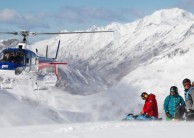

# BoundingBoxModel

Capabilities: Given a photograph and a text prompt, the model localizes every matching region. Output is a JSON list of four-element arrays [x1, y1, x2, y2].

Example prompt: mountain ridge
[[28, 8, 194, 95]]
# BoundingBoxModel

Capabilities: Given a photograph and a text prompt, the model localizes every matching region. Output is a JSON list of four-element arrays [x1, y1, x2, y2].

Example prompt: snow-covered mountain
[[0, 39, 19, 51], [1, 8, 194, 127], [33, 8, 194, 95]]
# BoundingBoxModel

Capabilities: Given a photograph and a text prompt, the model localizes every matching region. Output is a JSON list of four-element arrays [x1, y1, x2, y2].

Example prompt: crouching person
[[136, 92, 159, 120], [164, 86, 185, 121], [124, 92, 159, 121]]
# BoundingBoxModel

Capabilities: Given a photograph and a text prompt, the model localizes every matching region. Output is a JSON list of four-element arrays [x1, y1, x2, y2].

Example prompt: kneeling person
[[137, 92, 159, 120], [125, 92, 159, 121]]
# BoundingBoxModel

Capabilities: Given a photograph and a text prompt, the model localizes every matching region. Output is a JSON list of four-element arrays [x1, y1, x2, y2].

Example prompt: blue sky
[[0, 0, 194, 40]]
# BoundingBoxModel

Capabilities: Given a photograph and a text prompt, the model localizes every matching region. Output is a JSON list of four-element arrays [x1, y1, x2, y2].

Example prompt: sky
[[0, 0, 194, 41]]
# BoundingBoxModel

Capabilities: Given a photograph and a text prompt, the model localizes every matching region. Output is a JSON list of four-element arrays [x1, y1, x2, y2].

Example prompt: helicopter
[[0, 30, 113, 90]]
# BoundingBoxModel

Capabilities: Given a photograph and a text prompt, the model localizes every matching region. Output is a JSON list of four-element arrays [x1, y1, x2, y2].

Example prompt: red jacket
[[142, 94, 158, 118]]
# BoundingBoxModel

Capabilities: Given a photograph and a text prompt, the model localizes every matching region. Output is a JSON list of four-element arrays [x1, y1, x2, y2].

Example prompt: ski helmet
[[170, 86, 178, 94], [182, 78, 191, 85], [141, 92, 148, 100]]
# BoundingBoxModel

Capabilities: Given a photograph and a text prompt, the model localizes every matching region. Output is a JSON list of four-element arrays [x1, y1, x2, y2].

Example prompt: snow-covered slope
[[0, 81, 137, 126], [0, 122, 193, 138], [1, 8, 194, 127]]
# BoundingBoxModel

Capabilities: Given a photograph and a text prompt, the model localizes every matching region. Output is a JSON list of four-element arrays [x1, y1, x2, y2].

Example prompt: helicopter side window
[[15, 51, 24, 64], [0, 53, 5, 61], [25, 53, 31, 65], [0, 51, 15, 62], [0, 52, 3, 61], [9, 53, 15, 62], [1, 52, 8, 62], [30, 53, 38, 71], [31, 53, 37, 65], [31, 58, 36, 65]]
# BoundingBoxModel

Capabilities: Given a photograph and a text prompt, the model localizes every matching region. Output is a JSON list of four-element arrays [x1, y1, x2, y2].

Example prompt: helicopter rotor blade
[[0, 30, 114, 43], [0, 32, 18, 35], [32, 31, 114, 35], [0, 30, 114, 36]]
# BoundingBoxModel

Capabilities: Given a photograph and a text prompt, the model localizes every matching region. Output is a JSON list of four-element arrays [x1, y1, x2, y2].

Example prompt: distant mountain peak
[[143, 8, 194, 25], [153, 8, 193, 19]]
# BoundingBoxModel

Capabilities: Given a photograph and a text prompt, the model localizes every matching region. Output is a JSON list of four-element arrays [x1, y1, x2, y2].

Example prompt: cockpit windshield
[[0, 50, 24, 64]]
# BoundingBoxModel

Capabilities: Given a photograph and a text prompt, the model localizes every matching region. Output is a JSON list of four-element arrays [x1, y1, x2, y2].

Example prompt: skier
[[163, 86, 185, 121], [182, 78, 194, 120], [137, 92, 159, 120], [125, 92, 159, 121]]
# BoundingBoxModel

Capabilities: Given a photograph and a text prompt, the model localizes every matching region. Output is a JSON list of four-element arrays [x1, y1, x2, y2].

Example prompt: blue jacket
[[163, 94, 185, 117]]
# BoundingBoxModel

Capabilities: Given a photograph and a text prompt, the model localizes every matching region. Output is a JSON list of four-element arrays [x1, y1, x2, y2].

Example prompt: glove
[[186, 109, 194, 117], [166, 112, 173, 118], [189, 109, 194, 113], [144, 113, 148, 116], [140, 112, 148, 117]]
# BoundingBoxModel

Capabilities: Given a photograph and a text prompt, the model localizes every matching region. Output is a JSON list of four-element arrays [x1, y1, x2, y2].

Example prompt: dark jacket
[[142, 94, 158, 118]]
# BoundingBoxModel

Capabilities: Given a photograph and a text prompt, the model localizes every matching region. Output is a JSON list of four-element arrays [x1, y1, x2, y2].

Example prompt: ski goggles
[[170, 89, 176, 93], [141, 94, 148, 100]]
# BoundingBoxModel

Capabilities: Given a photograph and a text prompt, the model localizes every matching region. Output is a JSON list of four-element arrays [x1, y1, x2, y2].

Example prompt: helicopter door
[[15, 51, 25, 75], [25, 53, 31, 72], [30, 53, 37, 72]]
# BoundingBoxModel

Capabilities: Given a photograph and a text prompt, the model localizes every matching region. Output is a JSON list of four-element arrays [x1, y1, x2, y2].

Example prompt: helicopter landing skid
[[32, 82, 48, 90], [0, 73, 58, 90], [32, 73, 57, 90], [0, 78, 17, 89]]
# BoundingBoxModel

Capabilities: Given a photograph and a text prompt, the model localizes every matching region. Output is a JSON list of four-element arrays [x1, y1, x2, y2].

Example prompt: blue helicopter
[[0, 30, 113, 89]]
